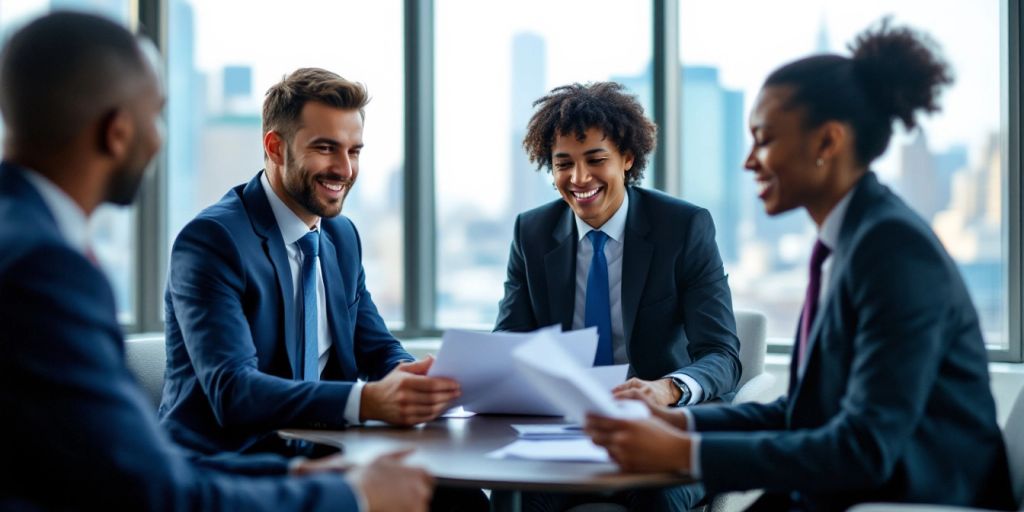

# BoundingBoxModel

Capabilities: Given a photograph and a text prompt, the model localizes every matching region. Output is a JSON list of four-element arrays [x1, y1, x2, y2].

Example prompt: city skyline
[[0, 0, 1006, 343]]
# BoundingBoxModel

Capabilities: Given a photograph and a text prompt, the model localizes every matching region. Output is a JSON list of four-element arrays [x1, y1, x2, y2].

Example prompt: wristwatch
[[669, 376, 692, 407]]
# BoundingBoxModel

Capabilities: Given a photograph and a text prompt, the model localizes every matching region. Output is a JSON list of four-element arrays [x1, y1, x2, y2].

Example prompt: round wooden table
[[280, 415, 693, 511]]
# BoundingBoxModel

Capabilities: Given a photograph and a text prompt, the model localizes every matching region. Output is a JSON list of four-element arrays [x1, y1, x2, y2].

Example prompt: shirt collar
[[575, 189, 629, 243], [818, 186, 855, 250], [20, 168, 90, 254], [260, 171, 320, 245]]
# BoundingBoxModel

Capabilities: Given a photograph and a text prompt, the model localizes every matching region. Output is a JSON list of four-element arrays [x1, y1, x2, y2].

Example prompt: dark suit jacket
[[0, 163, 358, 511], [161, 171, 412, 456], [495, 186, 741, 400], [691, 173, 1014, 511]]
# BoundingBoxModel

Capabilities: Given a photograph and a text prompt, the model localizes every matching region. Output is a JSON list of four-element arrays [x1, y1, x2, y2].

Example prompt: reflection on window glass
[[678, 2, 1005, 348], [435, 0, 653, 328], [0, 0, 137, 325], [166, 0, 404, 325]]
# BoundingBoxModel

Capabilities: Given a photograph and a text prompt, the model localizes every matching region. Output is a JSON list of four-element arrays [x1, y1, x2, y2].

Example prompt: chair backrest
[[734, 310, 767, 387], [124, 335, 167, 409], [1003, 384, 1024, 507]]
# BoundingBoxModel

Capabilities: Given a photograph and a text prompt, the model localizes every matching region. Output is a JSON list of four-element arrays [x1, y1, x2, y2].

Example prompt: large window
[[677, 2, 1008, 350], [0, 0, 137, 324], [434, 0, 653, 328], [165, 0, 405, 324], [11, 1, 1017, 359]]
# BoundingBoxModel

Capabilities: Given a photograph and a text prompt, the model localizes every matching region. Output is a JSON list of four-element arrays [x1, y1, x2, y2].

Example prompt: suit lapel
[[789, 172, 882, 402], [545, 207, 577, 330], [242, 171, 300, 379], [621, 187, 653, 352], [319, 232, 357, 379]]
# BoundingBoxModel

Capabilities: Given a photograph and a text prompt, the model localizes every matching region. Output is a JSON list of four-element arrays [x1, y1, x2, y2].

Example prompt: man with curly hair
[[495, 81, 741, 511]]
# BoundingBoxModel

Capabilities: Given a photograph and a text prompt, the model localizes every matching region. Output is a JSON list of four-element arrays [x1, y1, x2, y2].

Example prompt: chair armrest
[[731, 373, 777, 404]]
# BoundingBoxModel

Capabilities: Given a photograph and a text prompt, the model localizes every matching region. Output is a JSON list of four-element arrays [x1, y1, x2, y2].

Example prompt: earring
[[816, 158, 824, 167]]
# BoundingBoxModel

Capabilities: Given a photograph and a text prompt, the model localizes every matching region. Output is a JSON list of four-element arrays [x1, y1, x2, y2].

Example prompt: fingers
[[611, 378, 644, 394], [398, 355, 434, 375], [612, 387, 649, 401], [584, 413, 629, 433], [377, 447, 416, 463], [400, 374, 460, 394], [391, 404, 452, 425]]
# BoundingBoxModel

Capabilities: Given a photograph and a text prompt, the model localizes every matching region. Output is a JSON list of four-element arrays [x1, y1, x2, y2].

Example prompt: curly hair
[[765, 18, 953, 166], [522, 82, 657, 186]]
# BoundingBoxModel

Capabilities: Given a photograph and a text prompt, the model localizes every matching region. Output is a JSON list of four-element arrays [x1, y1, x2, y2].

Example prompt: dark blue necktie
[[297, 230, 320, 381], [585, 230, 613, 366]]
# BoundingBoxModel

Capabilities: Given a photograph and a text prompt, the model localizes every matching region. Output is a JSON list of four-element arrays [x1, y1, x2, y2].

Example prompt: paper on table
[[426, 326, 599, 415], [511, 424, 585, 440], [512, 332, 650, 424], [486, 438, 610, 463]]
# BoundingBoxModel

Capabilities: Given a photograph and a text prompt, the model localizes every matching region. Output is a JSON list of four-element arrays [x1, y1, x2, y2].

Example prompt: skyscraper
[[614, 64, 745, 262], [508, 32, 556, 217]]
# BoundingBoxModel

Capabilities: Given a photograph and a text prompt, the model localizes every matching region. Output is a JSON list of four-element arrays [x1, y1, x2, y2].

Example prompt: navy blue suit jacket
[[0, 163, 358, 510], [161, 171, 412, 456], [690, 173, 1014, 510], [495, 186, 741, 400]]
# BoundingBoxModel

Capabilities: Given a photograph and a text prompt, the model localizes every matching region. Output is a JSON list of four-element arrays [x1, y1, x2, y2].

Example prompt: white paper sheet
[[512, 332, 650, 423], [426, 326, 599, 415], [587, 364, 629, 391], [486, 438, 610, 463], [511, 424, 585, 440]]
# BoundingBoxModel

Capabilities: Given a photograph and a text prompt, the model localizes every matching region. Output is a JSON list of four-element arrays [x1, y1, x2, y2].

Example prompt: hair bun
[[850, 18, 953, 130]]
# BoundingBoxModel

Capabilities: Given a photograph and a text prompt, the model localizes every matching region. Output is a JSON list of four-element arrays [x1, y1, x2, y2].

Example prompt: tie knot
[[810, 239, 831, 268], [298, 230, 320, 258], [587, 230, 609, 252]]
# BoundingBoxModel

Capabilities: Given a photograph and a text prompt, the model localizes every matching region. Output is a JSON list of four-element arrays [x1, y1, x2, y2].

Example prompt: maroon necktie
[[798, 240, 831, 367]]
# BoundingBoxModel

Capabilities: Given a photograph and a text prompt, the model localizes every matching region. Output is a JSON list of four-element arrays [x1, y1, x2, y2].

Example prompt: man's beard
[[106, 154, 148, 206], [283, 148, 353, 219]]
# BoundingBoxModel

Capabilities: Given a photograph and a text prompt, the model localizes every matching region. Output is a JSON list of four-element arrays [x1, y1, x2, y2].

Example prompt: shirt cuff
[[344, 381, 366, 425], [287, 456, 307, 474], [688, 433, 702, 479], [345, 474, 370, 512], [679, 407, 697, 432], [669, 372, 704, 405]]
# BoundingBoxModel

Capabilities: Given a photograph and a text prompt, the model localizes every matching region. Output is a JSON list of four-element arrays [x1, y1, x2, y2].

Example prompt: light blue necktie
[[297, 230, 320, 381], [585, 230, 614, 366]]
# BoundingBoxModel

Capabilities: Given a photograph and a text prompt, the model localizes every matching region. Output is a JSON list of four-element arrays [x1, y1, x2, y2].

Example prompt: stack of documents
[[511, 331, 650, 424], [427, 326, 628, 416], [486, 438, 611, 463]]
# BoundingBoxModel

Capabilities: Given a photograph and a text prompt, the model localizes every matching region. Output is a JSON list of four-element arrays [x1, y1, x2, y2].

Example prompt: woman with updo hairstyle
[[585, 20, 1016, 511]]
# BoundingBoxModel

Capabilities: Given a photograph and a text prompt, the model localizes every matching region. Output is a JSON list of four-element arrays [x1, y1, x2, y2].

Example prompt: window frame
[[130, 0, 1022, 362]]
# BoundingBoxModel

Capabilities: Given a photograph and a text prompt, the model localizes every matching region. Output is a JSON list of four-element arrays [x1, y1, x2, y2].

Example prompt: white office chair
[[731, 310, 776, 404], [124, 335, 167, 409], [705, 310, 774, 512], [847, 382, 1024, 512]]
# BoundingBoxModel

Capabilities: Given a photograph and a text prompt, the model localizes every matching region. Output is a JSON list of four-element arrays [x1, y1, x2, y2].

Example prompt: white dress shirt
[[684, 186, 856, 478], [22, 169, 90, 255], [570, 192, 703, 404], [260, 173, 363, 425]]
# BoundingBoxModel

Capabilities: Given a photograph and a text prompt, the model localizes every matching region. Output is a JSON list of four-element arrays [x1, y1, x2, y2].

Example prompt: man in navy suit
[[585, 23, 1015, 511], [500, 82, 741, 511], [160, 68, 462, 457], [0, 11, 433, 511], [160, 68, 489, 510]]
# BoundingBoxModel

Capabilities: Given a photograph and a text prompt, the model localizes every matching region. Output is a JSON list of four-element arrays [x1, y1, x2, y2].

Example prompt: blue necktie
[[297, 230, 320, 381], [585, 230, 613, 366]]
